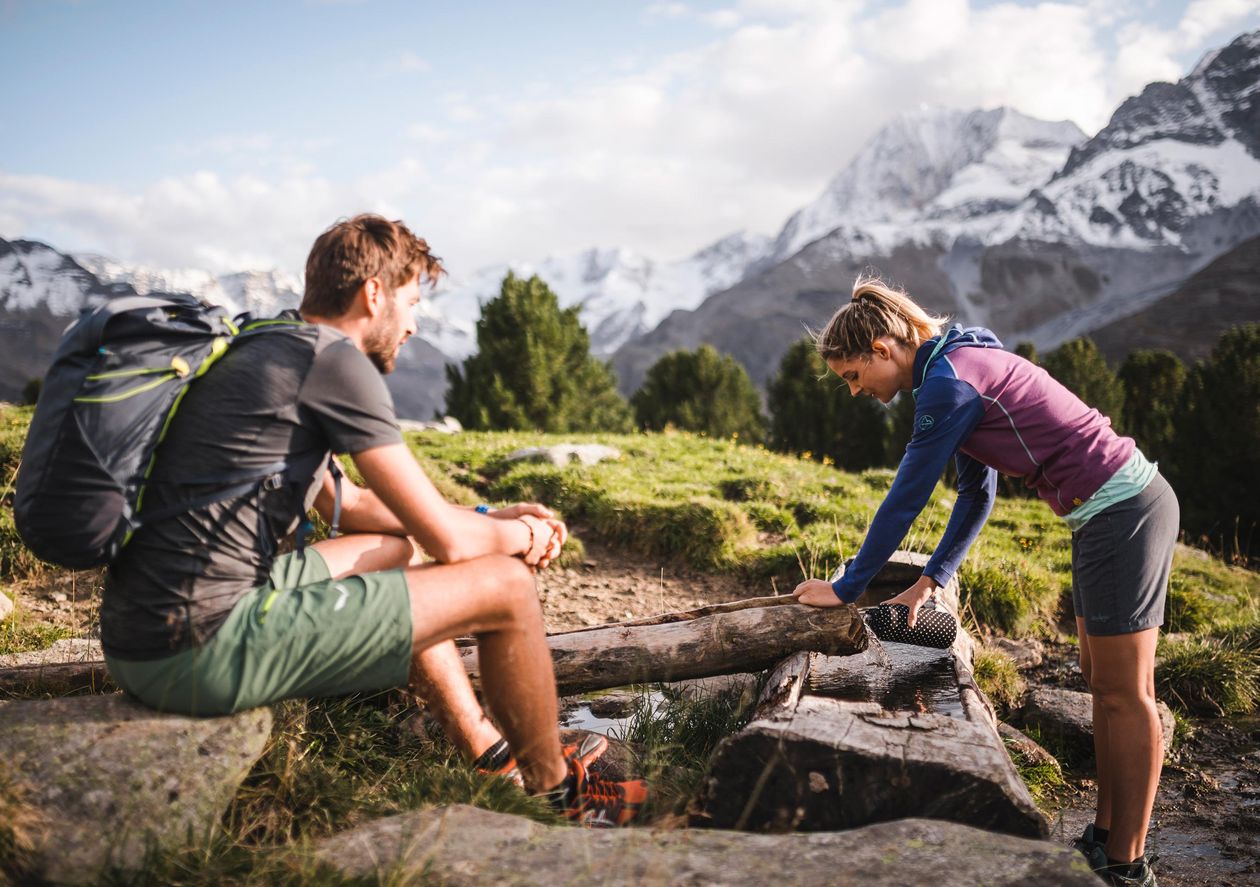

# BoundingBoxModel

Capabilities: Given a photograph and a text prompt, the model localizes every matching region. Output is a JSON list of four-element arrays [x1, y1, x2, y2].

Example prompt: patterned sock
[[472, 738, 513, 772]]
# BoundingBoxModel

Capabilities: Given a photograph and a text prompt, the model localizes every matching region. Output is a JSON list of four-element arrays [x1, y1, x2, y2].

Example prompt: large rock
[[1020, 686, 1175, 758], [505, 444, 622, 466], [0, 693, 272, 884], [0, 637, 102, 668], [311, 805, 1098, 885]]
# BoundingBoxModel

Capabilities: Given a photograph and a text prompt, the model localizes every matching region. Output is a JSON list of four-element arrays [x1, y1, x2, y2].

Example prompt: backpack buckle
[[262, 473, 285, 491]]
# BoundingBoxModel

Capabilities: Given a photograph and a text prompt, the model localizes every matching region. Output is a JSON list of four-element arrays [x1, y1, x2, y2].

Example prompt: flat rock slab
[[696, 695, 1047, 837], [0, 693, 272, 885], [311, 805, 1098, 886], [1021, 685, 1175, 758], [505, 444, 622, 466], [0, 637, 103, 668]]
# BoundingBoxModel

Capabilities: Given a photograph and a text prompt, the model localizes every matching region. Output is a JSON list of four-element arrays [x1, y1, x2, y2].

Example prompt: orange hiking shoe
[[558, 746, 648, 828], [478, 733, 609, 790]]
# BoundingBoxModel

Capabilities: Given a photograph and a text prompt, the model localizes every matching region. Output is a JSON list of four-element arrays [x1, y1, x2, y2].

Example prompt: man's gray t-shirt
[[102, 315, 403, 660]]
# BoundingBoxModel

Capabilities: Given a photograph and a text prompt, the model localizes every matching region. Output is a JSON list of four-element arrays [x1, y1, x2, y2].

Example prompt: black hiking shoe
[[1082, 843, 1159, 887], [1073, 823, 1106, 857]]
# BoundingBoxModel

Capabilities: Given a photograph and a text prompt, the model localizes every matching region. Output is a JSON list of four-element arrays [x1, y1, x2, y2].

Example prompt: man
[[101, 213, 646, 826]]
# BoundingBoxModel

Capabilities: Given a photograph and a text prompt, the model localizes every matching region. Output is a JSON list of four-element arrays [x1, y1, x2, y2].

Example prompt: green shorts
[[106, 549, 414, 716]]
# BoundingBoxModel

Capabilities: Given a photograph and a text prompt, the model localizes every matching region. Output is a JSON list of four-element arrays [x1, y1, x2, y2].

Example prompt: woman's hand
[[882, 575, 939, 627], [792, 578, 843, 608]]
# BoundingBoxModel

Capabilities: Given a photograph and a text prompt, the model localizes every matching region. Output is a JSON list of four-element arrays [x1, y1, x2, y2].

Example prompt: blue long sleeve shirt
[[831, 331, 999, 603]]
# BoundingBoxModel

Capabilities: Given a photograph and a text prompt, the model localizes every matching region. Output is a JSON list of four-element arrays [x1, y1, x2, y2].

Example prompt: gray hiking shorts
[[1071, 472, 1179, 637]]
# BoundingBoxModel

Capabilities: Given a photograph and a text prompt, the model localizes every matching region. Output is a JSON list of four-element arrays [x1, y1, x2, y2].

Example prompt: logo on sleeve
[[916, 414, 936, 432]]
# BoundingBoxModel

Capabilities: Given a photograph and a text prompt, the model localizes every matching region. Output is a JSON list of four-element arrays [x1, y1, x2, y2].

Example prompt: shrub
[[632, 345, 766, 443], [1156, 638, 1260, 716], [973, 648, 1026, 712], [444, 273, 632, 432], [957, 561, 1055, 636], [1164, 580, 1214, 633]]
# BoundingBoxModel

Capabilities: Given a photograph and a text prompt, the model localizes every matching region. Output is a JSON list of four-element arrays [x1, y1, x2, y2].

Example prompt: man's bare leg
[[410, 640, 501, 761], [311, 533, 507, 763], [400, 554, 565, 791]]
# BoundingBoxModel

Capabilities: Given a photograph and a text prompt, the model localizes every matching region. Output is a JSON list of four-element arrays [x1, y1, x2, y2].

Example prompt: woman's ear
[[870, 338, 891, 360]]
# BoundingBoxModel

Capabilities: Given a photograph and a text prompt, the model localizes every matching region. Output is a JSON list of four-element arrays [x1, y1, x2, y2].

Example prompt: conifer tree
[[444, 273, 633, 432], [766, 338, 888, 470], [1118, 349, 1185, 465], [1014, 341, 1038, 365], [1167, 324, 1260, 561], [632, 345, 766, 442], [1042, 337, 1124, 428]]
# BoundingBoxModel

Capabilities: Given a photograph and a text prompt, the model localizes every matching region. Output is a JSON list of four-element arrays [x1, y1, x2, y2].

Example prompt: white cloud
[[3, 0, 1256, 275], [397, 52, 431, 73]]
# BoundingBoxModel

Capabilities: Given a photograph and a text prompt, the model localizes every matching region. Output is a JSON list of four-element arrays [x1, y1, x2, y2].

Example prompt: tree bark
[[460, 601, 868, 697], [693, 571, 1047, 839]]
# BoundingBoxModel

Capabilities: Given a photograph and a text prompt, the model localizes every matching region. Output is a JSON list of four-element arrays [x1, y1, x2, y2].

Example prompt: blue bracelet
[[475, 504, 491, 514]]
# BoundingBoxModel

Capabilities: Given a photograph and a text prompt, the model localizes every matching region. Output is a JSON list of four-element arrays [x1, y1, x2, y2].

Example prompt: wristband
[[516, 517, 535, 557], [475, 504, 491, 514]]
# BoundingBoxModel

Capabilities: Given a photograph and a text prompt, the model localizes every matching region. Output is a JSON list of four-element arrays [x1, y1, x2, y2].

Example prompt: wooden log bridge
[[457, 597, 868, 698], [692, 551, 1048, 839]]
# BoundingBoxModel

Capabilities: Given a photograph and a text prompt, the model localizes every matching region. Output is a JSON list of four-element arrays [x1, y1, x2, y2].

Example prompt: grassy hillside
[[405, 429, 1259, 639]]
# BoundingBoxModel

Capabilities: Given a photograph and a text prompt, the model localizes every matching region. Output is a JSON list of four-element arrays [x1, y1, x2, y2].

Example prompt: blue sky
[[2, 0, 1256, 275]]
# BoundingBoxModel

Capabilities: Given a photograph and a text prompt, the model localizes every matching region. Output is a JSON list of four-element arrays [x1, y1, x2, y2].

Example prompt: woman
[[792, 276, 1177, 887]]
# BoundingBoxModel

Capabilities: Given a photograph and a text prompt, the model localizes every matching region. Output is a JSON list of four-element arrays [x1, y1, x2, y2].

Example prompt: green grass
[[0, 603, 72, 657], [617, 682, 759, 819], [972, 647, 1027, 713], [1156, 636, 1260, 716], [403, 429, 1260, 639]]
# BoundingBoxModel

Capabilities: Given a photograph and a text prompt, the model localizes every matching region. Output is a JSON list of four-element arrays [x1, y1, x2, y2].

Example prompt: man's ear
[[360, 277, 385, 318]]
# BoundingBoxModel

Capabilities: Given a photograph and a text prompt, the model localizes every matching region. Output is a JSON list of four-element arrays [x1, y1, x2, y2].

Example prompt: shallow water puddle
[[809, 641, 965, 718]]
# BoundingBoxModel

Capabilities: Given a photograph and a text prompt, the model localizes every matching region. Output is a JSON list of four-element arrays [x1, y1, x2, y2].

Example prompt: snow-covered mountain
[[612, 29, 1260, 393], [77, 255, 303, 318], [768, 107, 1086, 263], [426, 230, 771, 360]]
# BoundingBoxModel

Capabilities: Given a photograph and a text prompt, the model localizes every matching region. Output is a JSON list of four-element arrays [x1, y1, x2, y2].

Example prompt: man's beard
[[364, 299, 400, 374]]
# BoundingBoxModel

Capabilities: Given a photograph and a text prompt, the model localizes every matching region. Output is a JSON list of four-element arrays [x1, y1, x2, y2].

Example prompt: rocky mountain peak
[[769, 105, 1084, 262]]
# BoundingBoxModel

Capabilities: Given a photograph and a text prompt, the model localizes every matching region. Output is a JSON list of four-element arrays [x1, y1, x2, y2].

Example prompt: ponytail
[[814, 275, 947, 362]]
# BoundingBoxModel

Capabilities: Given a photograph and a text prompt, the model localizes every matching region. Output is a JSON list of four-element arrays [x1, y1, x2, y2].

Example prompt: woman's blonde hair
[[814, 275, 947, 362]]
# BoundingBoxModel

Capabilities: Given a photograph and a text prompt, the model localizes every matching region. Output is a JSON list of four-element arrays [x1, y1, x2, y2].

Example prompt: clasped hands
[[488, 503, 568, 569]]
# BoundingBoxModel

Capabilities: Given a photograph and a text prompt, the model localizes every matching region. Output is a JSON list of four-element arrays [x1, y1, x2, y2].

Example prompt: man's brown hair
[[301, 214, 445, 317]]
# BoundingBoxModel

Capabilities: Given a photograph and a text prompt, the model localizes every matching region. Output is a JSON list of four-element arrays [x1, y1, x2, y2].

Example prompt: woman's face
[[826, 338, 910, 404]]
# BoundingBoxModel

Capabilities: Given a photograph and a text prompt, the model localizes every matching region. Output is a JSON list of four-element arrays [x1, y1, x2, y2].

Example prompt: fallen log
[[693, 551, 1047, 838], [0, 661, 116, 697], [459, 600, 869, 697]]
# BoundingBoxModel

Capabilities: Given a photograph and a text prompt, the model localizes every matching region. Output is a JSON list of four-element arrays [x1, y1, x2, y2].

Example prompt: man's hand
[[516, 514, 554, 568], [882, 575, 939, 627], [491, 504, 567, 569], [792, 578, 843, 608]]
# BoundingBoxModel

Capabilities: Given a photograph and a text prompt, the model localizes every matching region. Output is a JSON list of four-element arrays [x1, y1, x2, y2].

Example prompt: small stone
[[50, 592, 69, 604], [0, 590, 13, 623], [990, 637, 1043, 669]]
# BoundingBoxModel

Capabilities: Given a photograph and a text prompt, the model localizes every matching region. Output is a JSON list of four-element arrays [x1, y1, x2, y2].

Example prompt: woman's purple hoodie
[[831, 325, 1134, 603]]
